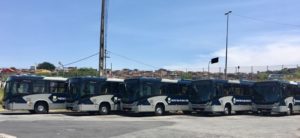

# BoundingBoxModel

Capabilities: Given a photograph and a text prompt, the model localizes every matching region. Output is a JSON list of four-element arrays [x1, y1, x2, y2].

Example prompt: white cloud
[[164, 34, 300, 72]]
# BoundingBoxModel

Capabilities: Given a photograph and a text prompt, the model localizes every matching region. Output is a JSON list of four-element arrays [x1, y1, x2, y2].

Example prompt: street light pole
[[224, 11, 232, 80], [208, 61, 211, 79]]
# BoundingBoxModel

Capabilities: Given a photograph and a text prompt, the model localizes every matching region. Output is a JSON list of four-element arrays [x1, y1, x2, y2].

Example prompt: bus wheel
[[286, 104, 293, 116], [99, 104, 110, 115], [34, 102, 48, 114], [224, 104, 231, 115], [155, 104, 165, 116]]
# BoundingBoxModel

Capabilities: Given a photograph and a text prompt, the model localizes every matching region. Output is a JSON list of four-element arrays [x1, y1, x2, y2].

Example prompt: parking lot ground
[[0, 111, 300, 138]]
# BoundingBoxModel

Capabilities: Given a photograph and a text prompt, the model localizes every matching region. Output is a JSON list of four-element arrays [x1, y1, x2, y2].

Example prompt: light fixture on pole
[[58, 61, 64, 77]]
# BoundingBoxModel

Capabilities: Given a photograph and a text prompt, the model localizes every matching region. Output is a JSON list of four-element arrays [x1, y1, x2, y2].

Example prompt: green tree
[[37, 62, 56, 71], [181, 72, 192, 79], [257, 72, 268, 81]]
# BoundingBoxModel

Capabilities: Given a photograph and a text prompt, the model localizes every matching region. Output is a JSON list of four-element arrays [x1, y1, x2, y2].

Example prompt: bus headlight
[[27, 100, 32, 105]]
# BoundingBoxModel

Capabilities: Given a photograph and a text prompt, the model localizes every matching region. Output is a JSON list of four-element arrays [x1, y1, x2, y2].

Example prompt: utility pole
[[224, 11, 232, 80], [99, 0, 106, 77]]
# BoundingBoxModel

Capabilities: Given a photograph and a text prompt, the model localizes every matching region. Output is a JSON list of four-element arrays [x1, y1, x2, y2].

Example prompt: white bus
[[252, 81, 300, 115], [190, 79, 254, 115], [2, 75, 68, 114], [121, 77, 191, 116], [66, 77, 125, 115]]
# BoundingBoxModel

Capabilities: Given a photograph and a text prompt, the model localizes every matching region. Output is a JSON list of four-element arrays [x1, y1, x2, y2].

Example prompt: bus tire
[[34, 102, 48, 114], [286, 104, 293, 116], [155, 104, 165, 116], [224, 104, 231, 115], [99, 103, 110, 115]]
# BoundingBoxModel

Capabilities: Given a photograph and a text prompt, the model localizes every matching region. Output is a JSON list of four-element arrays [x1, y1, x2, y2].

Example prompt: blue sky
[[1, 0, 300, 71]]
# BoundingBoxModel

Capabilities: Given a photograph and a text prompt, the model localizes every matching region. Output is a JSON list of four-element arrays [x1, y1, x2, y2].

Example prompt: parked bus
[[252, 81, 300, 115], [66, 77, 125, 115], [190, 79, 253, 115], [122, 77, 191, 116], [2, 75, 68, 114]]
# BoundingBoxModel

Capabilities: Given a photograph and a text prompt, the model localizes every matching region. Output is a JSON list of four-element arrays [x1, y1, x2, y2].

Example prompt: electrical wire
[[63, 52, 99, 67], [62, 50, 159, 69], [106, 50, 159, 69], [232, 13, 300, 28]]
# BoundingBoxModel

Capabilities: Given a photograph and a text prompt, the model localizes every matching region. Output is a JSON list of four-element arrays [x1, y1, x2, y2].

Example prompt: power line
[[107, 50, 160, 69], [64, 52, 99, 67], [62, 50, 159, 69], [232, 13, 300, 28]]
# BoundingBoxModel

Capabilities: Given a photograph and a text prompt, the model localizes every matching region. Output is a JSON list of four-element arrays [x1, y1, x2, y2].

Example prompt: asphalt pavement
[[0, 111, 300, 138]]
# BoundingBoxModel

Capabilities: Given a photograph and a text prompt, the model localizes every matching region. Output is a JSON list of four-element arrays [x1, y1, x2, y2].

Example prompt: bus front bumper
[[191, 104, 223, 112], [252, 104, 288, 113], [122, 103, 153, 113], [71, 104, 99, 112]]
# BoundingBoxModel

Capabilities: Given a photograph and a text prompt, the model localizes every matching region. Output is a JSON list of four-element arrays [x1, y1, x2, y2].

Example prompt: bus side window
[[142, 82, 160, 97], [50, 82, 66, 93], [216, 84, 224, 97], [33, 81, 46, 94], [100, 83, 109, 95], [106, 82, 121, 95], [242, 86, 251, 96], [235, 87, 241, 96], [118, 83, 126, 95], [181, 85, 188, 96], [160, 84, 168, 95], [296, 86, 300, 96], [70, 84, 78, 95], [83, 82, 96, 95], [285, 85, 293, 97], [223, 85, 230, 96]]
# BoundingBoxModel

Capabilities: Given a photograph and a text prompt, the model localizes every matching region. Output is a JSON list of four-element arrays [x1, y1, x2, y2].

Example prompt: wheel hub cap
[[38, 105, 44, 112]]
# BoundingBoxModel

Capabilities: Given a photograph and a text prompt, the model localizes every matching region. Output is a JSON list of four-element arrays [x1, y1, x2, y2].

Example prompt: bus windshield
[[253, 82, 281, 103], [123, 80, 161, 102], [69, 80, 80, 100], [190, 81, 214, 102], [123, 80, 140, 102], [11, 80, 31, 95]]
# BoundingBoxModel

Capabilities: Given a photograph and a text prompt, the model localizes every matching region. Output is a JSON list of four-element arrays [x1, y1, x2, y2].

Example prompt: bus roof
[[178, 79, 192, 84], [7, 75, 43, 81], [43, 77, 67, 81], [255, 80, 298, 86], [106, 78, 124, 82], [192, 79, 227, 83], [161, 79, 178, 83], [192, 79, 253, 85], [125, 77, 161, 83], [68, 76, 106, 81]]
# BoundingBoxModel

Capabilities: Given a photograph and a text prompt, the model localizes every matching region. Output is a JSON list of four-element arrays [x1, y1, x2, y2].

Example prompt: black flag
[[211, 57, 219, 64]]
